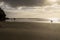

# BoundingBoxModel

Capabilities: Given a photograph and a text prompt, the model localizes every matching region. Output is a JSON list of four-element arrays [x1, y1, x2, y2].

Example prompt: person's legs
[[0, 21, 6, 28], [0, 21, 3, 28]]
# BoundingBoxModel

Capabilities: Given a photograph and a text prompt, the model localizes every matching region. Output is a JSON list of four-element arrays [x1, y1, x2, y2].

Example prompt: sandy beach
[[0, 22, 60, 40]]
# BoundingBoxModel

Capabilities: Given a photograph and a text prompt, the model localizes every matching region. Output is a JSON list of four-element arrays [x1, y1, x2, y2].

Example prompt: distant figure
[[0, 8, 6, 21], [51, 20, 53, 23], [14, 18, 16, 21]]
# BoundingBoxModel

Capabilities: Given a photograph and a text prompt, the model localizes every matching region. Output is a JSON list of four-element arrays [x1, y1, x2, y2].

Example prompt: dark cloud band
[[0, 0, 45, 7]]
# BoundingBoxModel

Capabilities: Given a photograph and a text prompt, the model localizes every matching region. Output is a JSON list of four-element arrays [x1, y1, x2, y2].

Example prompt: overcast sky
[[0, 0, 45, 7], [0, 0, 60, 7], [0, 0, 60, 18]]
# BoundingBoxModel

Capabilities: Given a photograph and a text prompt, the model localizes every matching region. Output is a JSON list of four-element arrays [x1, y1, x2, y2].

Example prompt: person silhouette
[[0, 8, 6, 21], [0, 8, 6, 28], [51, 20, 53, 23]]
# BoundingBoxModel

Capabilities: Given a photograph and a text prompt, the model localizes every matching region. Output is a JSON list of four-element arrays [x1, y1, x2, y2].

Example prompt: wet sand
[[0, 22, 60, 40]]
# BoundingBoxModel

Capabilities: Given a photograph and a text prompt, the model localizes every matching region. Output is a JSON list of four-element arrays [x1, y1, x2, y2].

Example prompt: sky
[[0, 0, 60, 18]]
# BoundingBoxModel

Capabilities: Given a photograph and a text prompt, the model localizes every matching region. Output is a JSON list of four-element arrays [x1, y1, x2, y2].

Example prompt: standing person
[[0, 8, 6, 21], [0, 8, 6, 28]]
